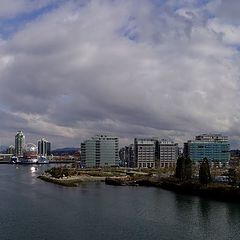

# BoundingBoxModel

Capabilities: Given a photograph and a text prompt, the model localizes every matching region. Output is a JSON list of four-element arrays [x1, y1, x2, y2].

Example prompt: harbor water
[[0, 165, 239, 240]]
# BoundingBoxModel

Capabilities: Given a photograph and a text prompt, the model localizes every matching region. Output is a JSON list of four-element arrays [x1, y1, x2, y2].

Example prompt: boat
[[11, 143, 50, 164], [19, 157, 38, 164], [38, 156, 49, 164], [10, 156, 20, 164], [19, 143, 38, 164]]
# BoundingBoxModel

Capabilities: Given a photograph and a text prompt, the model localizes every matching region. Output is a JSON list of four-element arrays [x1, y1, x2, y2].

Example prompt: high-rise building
[[134, 138, 156, 168], [184, 134, 230, 165], [119, 147, 126, 167], [159, 139, 178, 168], [15, 131, 25, 157], [119, 144, 135, 168], [38, 138, 51, 156], [81, 135, 119, 167]]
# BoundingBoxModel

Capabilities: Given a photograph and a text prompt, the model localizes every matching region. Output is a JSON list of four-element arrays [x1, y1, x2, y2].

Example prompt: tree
[[175, 156, 192, 181], [228, 168, 240, 186], [228, 168, 237, 186], [185, 157, 192, 180], [199, 157, 211, 185], [175, 156, 185, 180]]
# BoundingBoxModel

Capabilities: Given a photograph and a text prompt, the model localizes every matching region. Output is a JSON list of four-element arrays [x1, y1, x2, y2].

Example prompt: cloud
[[0, 0, 240, 148], [208, 19, 240, 45], [0, 0, 60, 18], [212, 0, 240, 23]]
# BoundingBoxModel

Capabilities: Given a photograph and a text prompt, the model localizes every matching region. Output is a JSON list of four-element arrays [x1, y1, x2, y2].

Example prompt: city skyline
[[0, 130, 237, 152], [1, 1, 240, 148]]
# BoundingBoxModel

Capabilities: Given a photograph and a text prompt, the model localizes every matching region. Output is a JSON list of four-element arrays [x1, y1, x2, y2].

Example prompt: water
[[0, 165, 239, 240]]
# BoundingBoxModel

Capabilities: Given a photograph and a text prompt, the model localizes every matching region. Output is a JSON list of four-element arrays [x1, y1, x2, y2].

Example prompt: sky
[[1, 0, 240, 149]]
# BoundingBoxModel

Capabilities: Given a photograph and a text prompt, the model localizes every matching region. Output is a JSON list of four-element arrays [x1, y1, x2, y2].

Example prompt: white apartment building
[[134, 138, 156, 168], [159, 139, 178, 168]]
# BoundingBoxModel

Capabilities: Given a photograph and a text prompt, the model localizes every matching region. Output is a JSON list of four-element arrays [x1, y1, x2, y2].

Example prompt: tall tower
[[15, 131, 25, 157], [38, 138, 51, 156]]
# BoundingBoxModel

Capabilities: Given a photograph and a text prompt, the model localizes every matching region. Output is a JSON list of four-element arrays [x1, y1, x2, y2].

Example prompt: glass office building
[[81, 135, 119, 167], [185, 134, 230, 164]]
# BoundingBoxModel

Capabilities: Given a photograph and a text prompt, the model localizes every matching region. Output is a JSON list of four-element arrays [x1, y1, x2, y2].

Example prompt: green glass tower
[[185, 134, 230, 165]]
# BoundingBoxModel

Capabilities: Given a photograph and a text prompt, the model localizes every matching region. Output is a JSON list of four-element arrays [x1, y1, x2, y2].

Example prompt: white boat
[[38, 156, 49, 164], [19, 157, 38, 164], [10, 156, 20, 164], [20, 143, 38, 164]]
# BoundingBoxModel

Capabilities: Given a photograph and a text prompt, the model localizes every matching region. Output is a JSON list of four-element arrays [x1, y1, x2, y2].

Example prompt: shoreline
[[0, 161, 76, 165], [105, 176, 240, 203], [38, 174, 105, 187], [37, 167, 240, 203], [159, 179, 240, 203]]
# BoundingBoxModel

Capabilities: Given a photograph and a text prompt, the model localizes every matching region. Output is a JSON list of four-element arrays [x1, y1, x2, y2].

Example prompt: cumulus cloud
[[0, 0, 240, 148]]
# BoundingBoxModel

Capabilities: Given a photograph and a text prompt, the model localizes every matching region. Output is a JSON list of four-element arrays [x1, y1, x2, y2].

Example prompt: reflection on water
[[225, 202, 240, 239], [30, 166, 37, 173], [0, 165, 239, 240], [198, 198, 211, 222]]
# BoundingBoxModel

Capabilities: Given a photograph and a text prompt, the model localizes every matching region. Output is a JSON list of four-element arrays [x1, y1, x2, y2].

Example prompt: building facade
[[81, 135, 119, 167], [127, 144, 135, 168], [38, 138, 51, 156], [159, 140, 178, 168], [184, 134, 230, 165], [15, 131, 25, 157], [134, 138, 156, 168], [119, 147, 125, 167], [119, 144, 135, 168]]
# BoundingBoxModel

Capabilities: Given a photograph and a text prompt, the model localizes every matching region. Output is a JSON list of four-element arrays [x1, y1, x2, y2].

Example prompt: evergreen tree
[[199, 157, 211, 185], [175, 156, 186, 180], [175, 156, 193, 181], [185, 157, 192, 180]]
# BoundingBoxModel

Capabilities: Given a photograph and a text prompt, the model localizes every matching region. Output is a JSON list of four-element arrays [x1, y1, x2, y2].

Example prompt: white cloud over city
[[0, 0, 240, 148]]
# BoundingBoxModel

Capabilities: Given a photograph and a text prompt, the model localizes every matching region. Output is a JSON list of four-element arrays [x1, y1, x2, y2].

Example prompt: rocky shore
[[38, 167, 155, 187], [38, 167, 240, 203], [38, 174, 105, 187], [105, 176, 240, 202], [105, 176, 161, 187]]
